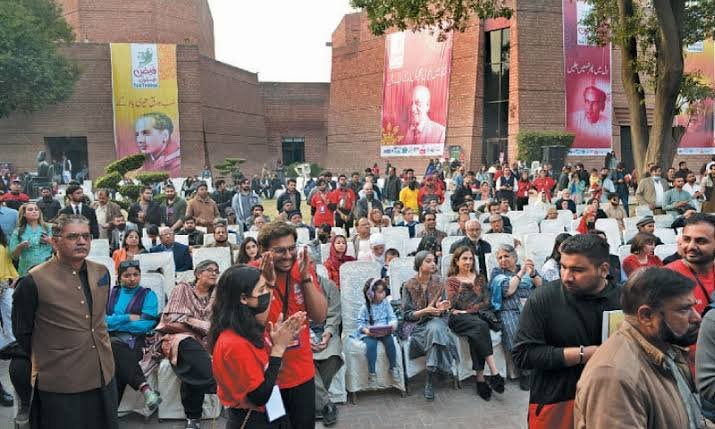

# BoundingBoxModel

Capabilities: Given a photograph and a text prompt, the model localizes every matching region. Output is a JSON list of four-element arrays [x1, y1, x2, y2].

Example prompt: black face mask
[[249, 292, 271, 315], [659, 315, 699, 347], [115, 223, 126, 231]]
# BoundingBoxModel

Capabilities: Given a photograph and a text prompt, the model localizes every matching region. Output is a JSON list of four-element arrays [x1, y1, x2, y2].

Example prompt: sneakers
[[423, 381, 435, 401], [143, 389, 162, 411], [485, 374, 505, 394], [185, 418, 201, 429], [322, 403, 338, 427], [476, 381, 492, 401], [368, 373, 378, 389], [15, 403, 30, 427], [389, 367, 401, 383]]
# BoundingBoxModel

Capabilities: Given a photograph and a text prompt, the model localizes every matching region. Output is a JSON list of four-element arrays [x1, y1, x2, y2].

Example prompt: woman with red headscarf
[[323, 235, 356, 289], [576, 206, 597, 234]]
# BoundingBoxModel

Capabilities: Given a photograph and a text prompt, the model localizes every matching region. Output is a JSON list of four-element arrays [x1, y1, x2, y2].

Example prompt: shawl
[[404, 274, 444, 311]]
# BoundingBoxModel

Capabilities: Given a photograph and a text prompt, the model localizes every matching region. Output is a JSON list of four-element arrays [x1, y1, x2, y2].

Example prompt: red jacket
[[516, 180, 531, 199], [533, 177, 556, 200]]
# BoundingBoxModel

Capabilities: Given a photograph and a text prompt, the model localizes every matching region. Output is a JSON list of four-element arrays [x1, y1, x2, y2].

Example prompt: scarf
[[326, 235, 355, 268], [405, 274, 443, 311]]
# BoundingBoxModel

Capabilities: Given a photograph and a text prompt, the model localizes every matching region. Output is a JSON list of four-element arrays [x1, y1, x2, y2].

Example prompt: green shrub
[[153, 194, 167, 204], [94, 172, 122, 190], [112, 199, 130, 211], [516, 131, 575, 165], [118, 184, 142, 201], [106, 154, 146, 176], [136, 172, 169, 186]]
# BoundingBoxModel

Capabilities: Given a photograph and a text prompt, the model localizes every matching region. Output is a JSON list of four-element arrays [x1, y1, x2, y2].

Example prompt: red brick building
[[326, 2, 713, 175]]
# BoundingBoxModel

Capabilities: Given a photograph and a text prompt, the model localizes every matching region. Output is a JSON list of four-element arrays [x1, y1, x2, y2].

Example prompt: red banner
[[677, 40, 715, 155], [563, 0, 612, 156], [380, 31, 453, 158]]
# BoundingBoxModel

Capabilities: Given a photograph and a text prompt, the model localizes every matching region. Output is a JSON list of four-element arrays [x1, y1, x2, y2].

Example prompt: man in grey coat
[[312, 275, 343, 426]]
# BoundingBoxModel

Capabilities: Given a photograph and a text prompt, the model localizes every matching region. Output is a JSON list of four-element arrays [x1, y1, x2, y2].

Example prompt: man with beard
[[161, 184, 186, 231], [127, 185, 164, 236], [254, 221, 327, 428], [512, 234, 621, 429], [231, 178, 261, 232], [576, 268, 704, 429], [92, 189, 122, 240], [328, 175, 357, 236], [399, 177, 420, 212], [108, 214, 128, 252], [666, 214, 715, 315], [36, 186, 61, 222], [355, 182, 383, 220], [176, 217, 204, 247]]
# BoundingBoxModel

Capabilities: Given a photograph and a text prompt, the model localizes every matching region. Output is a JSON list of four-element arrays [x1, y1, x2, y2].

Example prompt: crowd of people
[[0, 154, 712, 429]]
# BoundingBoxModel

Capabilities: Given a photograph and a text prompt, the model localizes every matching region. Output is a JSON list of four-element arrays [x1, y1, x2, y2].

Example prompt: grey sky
[[208, 0, 357, 82]]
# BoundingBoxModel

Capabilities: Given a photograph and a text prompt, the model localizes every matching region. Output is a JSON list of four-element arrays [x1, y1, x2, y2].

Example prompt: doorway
[[44, 137, 89, 182]]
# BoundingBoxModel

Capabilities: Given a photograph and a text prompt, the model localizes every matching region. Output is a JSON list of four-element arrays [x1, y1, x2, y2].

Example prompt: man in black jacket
[[449, 220, 491, 281], [58, 184, 99, 238], [451, 178, 474, 212], [128, 185, 165, 236], [512, 234, 621, 428]]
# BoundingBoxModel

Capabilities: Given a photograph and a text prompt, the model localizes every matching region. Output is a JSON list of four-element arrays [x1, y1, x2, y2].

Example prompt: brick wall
[[199, 58, 270, 177], [56, 0, 215, 58], [261, 82, 330, 167]]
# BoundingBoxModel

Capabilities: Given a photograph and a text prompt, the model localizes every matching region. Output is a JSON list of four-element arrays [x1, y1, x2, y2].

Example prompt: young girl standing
[[354, 278, 400, 387]]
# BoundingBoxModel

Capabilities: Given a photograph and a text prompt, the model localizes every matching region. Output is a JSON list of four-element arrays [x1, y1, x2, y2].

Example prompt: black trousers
[[516, 197, 529, 211], [10, 356, 32, 406], [34, 378, 119, 429], [280, 379, 316, 429], [111, 336, 146, 401], [448, 313, 493, 371], [334, 214, 353, 237], [226, 408, 288, 429], [174, 337, 216, 420]]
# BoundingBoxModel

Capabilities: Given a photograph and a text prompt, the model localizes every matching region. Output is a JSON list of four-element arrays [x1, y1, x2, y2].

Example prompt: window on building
[[281, 137, 305, 165], [483, 28, 510, 165]]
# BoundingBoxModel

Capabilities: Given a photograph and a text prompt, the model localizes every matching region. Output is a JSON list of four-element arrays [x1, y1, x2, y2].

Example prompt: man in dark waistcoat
[[12, 214, 118, 429]]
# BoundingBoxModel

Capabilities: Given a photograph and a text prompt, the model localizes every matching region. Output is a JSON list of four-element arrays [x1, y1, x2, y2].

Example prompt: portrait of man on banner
[[380, 31, 453, 158], [134, 112, 181, 177], [568, 82, 612, 144]]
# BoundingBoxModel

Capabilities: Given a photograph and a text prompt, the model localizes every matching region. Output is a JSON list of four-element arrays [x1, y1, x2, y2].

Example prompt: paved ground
[[0, 359, 528, 429]]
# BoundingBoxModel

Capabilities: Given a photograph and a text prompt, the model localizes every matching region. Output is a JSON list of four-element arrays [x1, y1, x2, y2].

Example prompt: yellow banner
[[110, 43, 181, 176]]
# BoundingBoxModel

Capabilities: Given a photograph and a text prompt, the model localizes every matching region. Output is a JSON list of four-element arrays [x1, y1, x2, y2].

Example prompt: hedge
[[516, 131, 575, 165], [106, 154, 146, 176], [135, 172, 170, 185], [94, 172, 122, 190]]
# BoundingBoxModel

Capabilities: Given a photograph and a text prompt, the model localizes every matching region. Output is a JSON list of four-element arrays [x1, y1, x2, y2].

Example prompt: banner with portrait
[[380, 31, 453, 158], [110, 43, 181, 176], [677, 39, 715, 155], [562, 0, 613, 156]]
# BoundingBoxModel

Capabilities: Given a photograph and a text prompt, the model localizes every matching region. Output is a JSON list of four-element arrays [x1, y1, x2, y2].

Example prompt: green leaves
[[516, 131, 575, 165], [351, 0, 512, 37], [0, 0, 80, 118], [105, 154, 147, 176]]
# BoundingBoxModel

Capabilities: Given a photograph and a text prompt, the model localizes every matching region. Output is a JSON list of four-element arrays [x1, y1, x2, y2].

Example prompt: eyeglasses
[[201, 268, 220, 274], [271, 245, 298, 255], [58, 233, 92, 241]]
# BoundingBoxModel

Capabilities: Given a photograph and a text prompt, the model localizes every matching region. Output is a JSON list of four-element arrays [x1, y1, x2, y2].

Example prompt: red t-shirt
[[327, 188, 356, 212], [212, 329, 269, 410], [251, 260, 319, 389], [533, 177, 556, 200], [622, 254, 663, 277], [666, 259, 715, 315], [310, 192, 334, 227]]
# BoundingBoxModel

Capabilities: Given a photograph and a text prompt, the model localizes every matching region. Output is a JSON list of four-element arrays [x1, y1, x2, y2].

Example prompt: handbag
[[477, 309, 502, 332]]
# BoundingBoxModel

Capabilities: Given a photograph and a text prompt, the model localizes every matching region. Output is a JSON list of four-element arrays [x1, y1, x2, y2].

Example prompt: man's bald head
[[411, 85, 432, 126]]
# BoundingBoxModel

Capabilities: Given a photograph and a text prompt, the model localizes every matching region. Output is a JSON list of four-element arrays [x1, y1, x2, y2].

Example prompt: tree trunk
[[646, 0, 685, 173], [616, 0, 650, 175]]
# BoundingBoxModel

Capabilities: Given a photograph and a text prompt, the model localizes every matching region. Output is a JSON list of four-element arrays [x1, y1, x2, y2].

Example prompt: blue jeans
[[362, 335, 397, 374]]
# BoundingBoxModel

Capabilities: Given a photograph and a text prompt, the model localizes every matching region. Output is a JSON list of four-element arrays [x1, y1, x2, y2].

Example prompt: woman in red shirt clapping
[[209, 264, 306, 428]]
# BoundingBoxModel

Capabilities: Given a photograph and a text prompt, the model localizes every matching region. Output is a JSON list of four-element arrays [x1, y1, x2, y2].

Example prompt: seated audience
[[111, 228, 146, 271], [107, 261, 162, 410]]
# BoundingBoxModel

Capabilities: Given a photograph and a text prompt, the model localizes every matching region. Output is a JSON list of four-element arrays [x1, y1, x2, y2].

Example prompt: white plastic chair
[[512, 222, 540, 239], [440, 254, 453, 278], [623, 229, 638, 244], [655, 244, 678, 261], [595, 218, 623, 250], [192, 247, 231, 274], [89, 238, 110, 257], [540, 219, 567, 233], [442, 236, 463, 254], [174, 235, 189, 246], [617, 245, 632, 265], [320, 243, 331, 263], [294, 227, 309, 244], [87, 256, 117, 287], [134, 253, 176, 296], [339, 261, 405, 396], [624, 217, 640, 231], [653, 228, 677, 245], [387, 257, 415, 297], [404, 238, 422, 256], [653, 214, 674, 228], [157, 359, 222, 421], [481, 233, 516, 250], [524, 233, 557, 270], [316, 263, 329, 280], [382, 227, 410, 244], [635, 205, 654, 218], [141, 272, 166, 314]]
